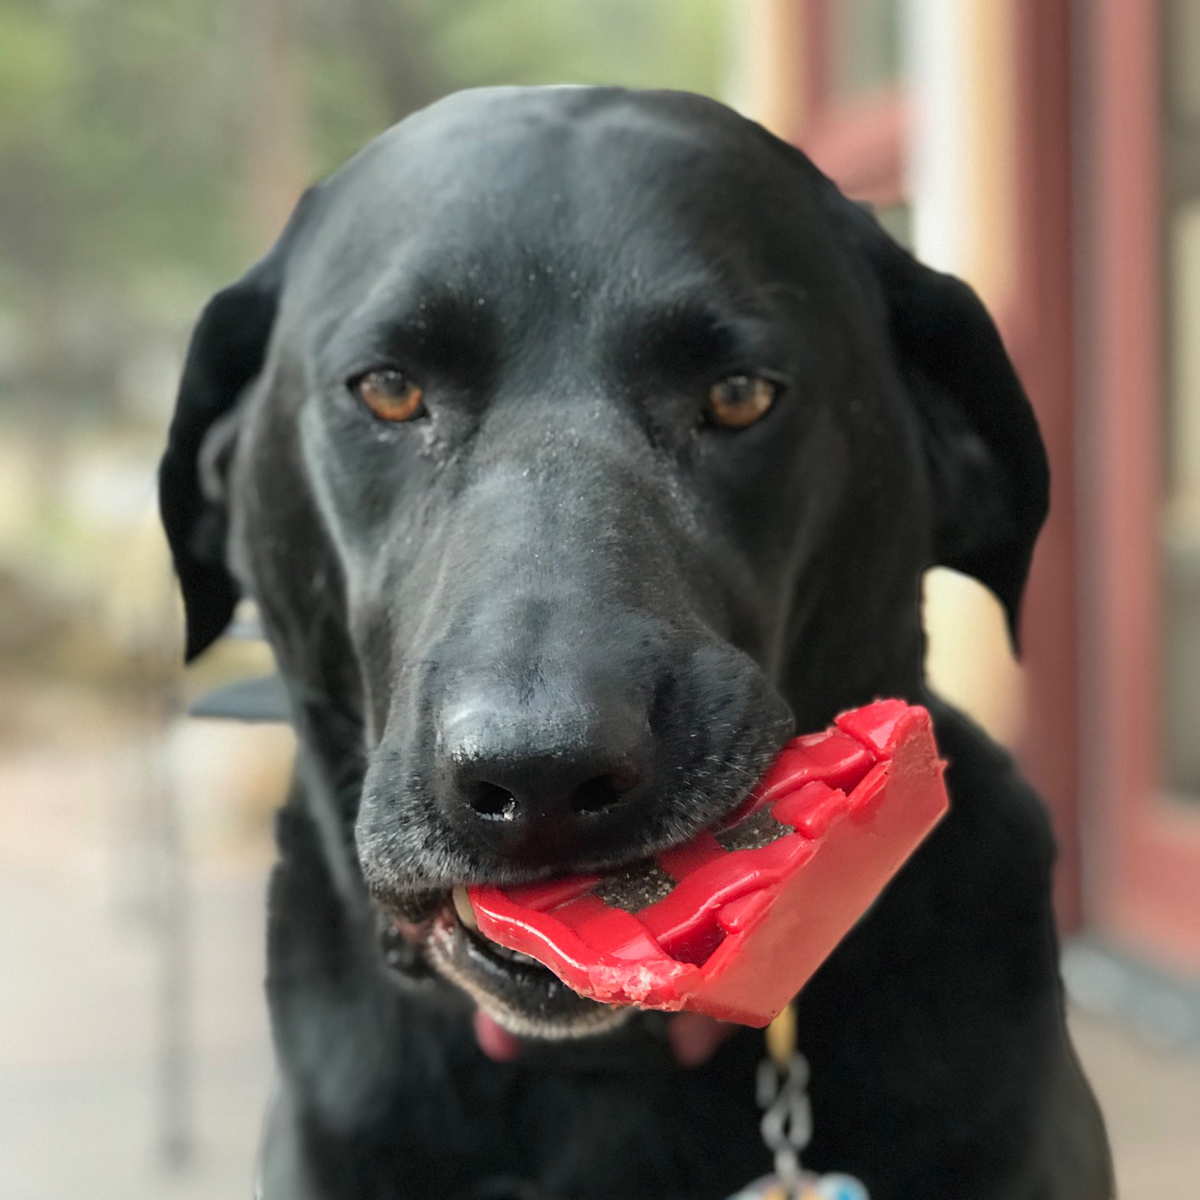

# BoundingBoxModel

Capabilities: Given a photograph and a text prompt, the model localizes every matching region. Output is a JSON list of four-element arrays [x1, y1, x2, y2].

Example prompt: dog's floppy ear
[[160, 191, 315, 661], [837, 201, 1049, 648]]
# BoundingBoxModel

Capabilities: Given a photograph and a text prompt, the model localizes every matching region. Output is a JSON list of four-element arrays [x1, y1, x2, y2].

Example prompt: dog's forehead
[[292, 86, 833, 302], [345, 85, 780, 196]]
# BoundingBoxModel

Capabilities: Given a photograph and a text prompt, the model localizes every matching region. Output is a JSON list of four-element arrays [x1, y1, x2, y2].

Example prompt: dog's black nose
[[438, 688, 653, 866]]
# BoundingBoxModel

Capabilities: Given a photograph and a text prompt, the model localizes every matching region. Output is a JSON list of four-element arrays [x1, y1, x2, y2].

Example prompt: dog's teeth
[[452, 885, 479, 931]]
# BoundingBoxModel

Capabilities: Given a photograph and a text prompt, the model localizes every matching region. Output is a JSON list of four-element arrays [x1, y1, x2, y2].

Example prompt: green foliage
[[1, 0, 726, 290], [302, 0, 727, 181], [424, 0, 726, 95], [0, 0, 728, 412], [0, 0, 251, 289], [0, 4, 73, 129]]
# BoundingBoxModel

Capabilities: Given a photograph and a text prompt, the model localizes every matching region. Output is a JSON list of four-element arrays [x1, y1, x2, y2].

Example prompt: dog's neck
[[777, 597, 926, 731]]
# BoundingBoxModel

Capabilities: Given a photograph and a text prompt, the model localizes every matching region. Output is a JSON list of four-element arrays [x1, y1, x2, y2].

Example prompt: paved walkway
[[0, 713, 277, 1200]]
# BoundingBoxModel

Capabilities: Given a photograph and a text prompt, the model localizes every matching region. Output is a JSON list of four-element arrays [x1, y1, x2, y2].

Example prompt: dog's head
[[160, 87, 1046, 1038]]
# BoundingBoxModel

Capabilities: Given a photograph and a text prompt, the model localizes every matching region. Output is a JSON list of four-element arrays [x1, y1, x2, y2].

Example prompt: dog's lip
[[388, 894, 627, 1038]]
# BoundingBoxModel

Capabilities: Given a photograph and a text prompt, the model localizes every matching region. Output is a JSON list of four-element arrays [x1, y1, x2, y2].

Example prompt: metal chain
[[756, 1049, 813, 1197]]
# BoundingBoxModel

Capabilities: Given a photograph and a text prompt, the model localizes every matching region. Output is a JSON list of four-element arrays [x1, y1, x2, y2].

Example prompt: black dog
[[160, 87, 1112, 1199]]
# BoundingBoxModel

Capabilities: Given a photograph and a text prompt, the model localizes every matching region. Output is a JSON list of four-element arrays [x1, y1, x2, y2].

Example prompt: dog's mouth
[[377, 801, 776, 1041], [370, 716, 797, 1042], [381, 885, 631, 1040]]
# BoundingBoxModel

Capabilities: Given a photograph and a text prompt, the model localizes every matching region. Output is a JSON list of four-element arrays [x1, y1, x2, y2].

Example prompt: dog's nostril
[[469, 782, 519, 821], [570, 772, 630, 815]]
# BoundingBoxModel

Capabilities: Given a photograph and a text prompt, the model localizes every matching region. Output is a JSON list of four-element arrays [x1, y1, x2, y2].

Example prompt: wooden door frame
[[776, 0, 1200, 970], [1080, 0, 1200, 970], [1007, 0, 1081, 930]]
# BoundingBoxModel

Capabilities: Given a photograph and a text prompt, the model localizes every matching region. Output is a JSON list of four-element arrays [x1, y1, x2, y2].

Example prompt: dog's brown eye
[[354, 369, 425, 422], [707, 375, 777, 428]]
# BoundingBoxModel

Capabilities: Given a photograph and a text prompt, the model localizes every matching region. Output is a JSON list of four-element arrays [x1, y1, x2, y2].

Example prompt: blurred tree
[[0, 0, 725, 423], [420, 0, 726, 99]]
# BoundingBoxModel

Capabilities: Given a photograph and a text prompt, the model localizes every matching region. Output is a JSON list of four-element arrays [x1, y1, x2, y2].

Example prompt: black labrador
[[159, 87, 1112, 1200]]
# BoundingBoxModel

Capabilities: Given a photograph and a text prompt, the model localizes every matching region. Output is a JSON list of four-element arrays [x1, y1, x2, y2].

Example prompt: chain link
[[756, 1050, 813, 1197]]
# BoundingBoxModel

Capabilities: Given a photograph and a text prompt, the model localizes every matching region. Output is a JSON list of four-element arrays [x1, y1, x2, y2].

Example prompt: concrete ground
[[1, 704, 1196, 1199]]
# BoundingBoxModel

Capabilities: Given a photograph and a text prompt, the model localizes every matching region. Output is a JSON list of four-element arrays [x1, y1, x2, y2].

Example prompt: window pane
[[1164, 202, 1200, 799], [830, 0, 902, 102], [1168, 0, 1200, 127]]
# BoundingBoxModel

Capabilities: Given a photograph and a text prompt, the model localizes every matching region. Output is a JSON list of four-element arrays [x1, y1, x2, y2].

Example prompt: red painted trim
[[1008, 0, 1082, 930], [796, 0, 830, 129], [1115, 807, 1200, 962], [804, 98, 907, 207], [1081, 0, 1200, 973], [793, 0, 905, 207]]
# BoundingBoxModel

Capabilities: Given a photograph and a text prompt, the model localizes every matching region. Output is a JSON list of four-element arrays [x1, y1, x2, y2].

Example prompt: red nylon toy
[[468, 699, 949, 1027]]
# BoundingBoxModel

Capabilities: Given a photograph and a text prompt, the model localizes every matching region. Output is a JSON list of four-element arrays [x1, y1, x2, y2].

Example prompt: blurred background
[[1, 0, 1198, 1196]]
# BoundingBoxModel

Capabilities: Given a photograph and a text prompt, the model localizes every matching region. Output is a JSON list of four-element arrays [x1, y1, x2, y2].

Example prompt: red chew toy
[[468, 700, 949, 1027]]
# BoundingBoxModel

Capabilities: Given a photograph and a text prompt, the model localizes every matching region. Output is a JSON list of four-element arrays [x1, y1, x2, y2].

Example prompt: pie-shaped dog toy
[[468, 699, 948, 1027]]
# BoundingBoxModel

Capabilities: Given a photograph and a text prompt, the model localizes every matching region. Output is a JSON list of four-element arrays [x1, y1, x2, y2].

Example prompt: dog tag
[[727, 1175, 869, 1200]]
